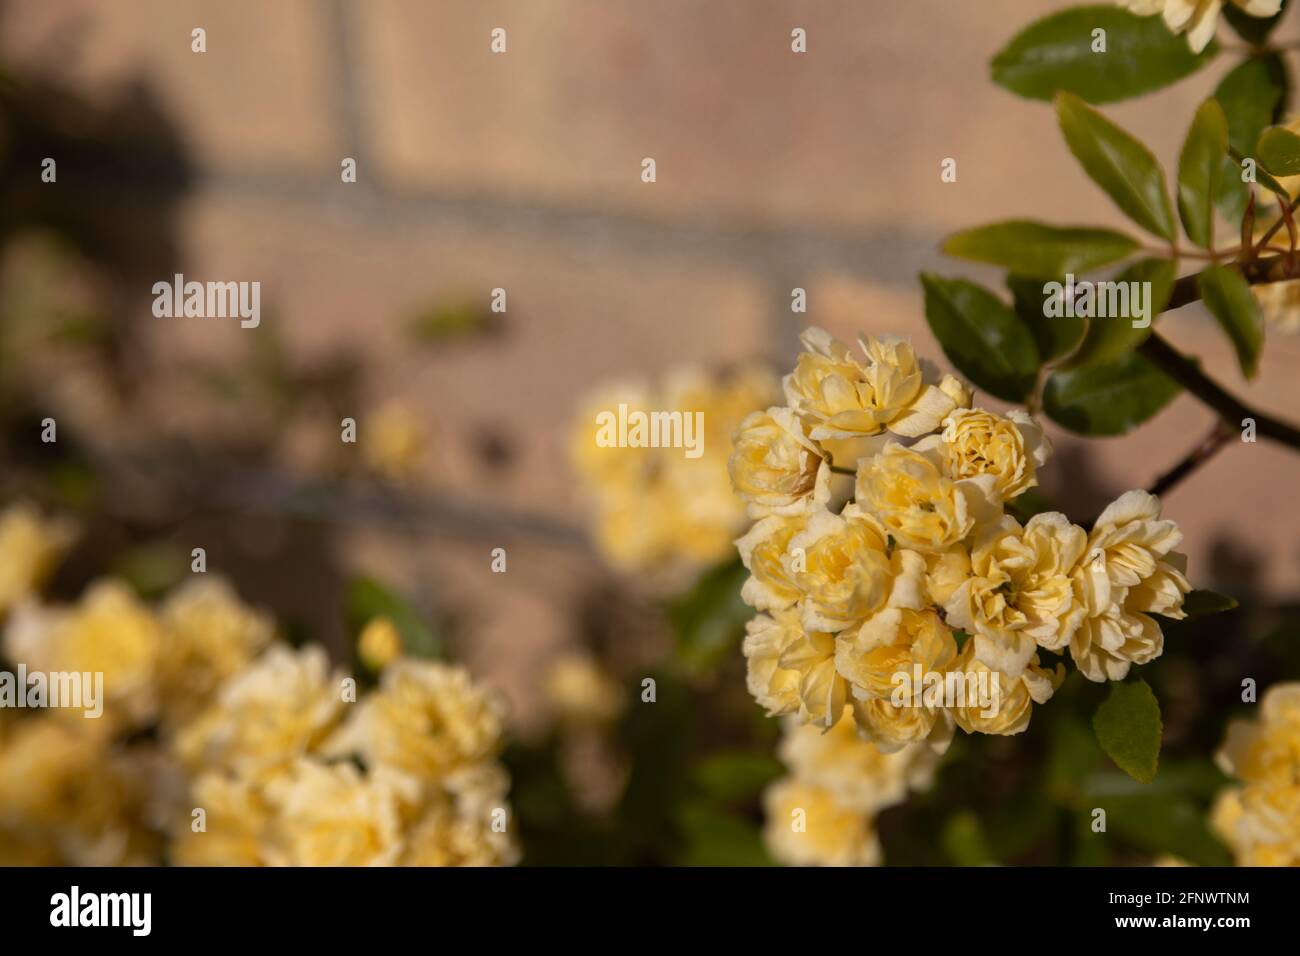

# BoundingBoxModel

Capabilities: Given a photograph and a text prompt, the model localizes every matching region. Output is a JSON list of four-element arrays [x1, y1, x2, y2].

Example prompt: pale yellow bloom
[[573, 367, 778, 573], [730, 406, 831, 518], [544, 652, 625, 727], [0, 716, 155, 865], [174, 643, 346, 778], [945, 513, 1088, 676], [855, 442, 997, 553], [850, 695, 954, 754], [364, 401, 426, 483], [0, 503, 75, 615], [1070, 491, 1190, 682], [735, 513, 806, 611], [357, 617, 403, 672], [834, 608, 958, 703], [949, 641, 1063, 737], [920, 408, 1051, 501], [400, 764, 520, 866], [782, 328, 966, 440], [324, 659, 506, 782], [776, 710, 938, 814], [1216, 683, 1300, 788], [156, 577, 274, 727], [171, 771, 274, 867], [762, 777, 881, 866], [6, 579, 162, 725], [924, 545, 971, 607], [1252, 278, 1300, 335], [262, 759, 404, 866], [742, 606, 848, 729], [1120, 0, 1282, 54], [788, 505, 926, 633]]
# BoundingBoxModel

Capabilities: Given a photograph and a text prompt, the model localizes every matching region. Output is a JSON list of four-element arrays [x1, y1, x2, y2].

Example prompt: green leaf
[[1093, 678, 1162, 784], [345, 576, 442, 660], [1043, 350, 1180, 435], [1215, 57, 1287, 223], [1256, 125, 1300, 177], [406, 300, 497, 343], [1008, 273, 1086, 362], [920, 273, 1041, 403], [668, 558, 752, 676], [1197, 264, 1264, 378], [942, 220, 1138, 278], [991, 5, 1216, 104], [941, 811, 996, 867], [1215, 56, 1286, 156], [692, 752, 784, 804], [1222, 0, 1290, 46], [677, 804, 774, 867], [1060, 258, 1175, 370], [1180, 588, 1239, 620], [1057, 92, 1178, 241], [1177, 99, 1229, 249]]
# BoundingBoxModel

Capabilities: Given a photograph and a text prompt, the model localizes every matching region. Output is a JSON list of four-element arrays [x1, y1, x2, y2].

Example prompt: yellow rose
[[925, 545, 971, 606], [1217, 683, 1300, 788], [834, 607, 958, 702], [262, 759, 404, 866], [855, 442, 996, 553], [156, 577, 275, 726], [850, 695, 954, 754], [730, 406, 830, 518], [1070, 490, 1190, 681], [949, 641, 1063, 737], [782, 328, 962, 440], [0, 502, 75, 615], [357, 617, 404, 672], [171, 771, 274, 866], [742, 606, 847, 729], [762, 777, 881, 866], [401, 764, 519, 866], [922, 407, 1050, 501], [174, 643, 346, 777], [363, 401, 426, 483], [6, 579, 162, 725], [324, 659, 506, 782], [945, 513, 1088, 677], [544, 652, 625, 727], [776, 709, 938, 813], [788, 505, 925, 633], [735, 514, 806, 611]]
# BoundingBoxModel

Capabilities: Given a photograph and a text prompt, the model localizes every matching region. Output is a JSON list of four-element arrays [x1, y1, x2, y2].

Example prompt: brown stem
[[1146, 421, 1235, 499]]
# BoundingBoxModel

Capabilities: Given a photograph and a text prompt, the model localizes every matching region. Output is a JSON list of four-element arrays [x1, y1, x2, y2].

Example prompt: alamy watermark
[[152, 274, 260, 328], [890, 663, 1000, 718], [1043, 273, 1152, 329], [0, 665, 103, 718], [594, 404, 704, 459]]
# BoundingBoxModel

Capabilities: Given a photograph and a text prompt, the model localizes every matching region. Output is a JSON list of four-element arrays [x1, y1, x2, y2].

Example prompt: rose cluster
[[0, 502, 517, 866], [1212, 682, 1300, 866], [731, 328, 1192, 755]]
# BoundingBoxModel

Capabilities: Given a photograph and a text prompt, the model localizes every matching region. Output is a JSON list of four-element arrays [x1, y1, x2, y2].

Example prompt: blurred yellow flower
[[156, 577, 274, 727], [762, 777, 880, 866], [0, 502, 75, 615], [6, 579, 162, 726], [544, 652, 625, 727], [572, 366, 779, 575], [262, 759, 404, 866], [174, 643, 346, 778], [324, 659, 505, 782], [357, 616, 403, 672], [364, 401, 426, 483]]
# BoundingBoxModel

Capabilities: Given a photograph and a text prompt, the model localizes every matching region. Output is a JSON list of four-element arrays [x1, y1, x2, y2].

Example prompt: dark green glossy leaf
[[1093, 678, 1162, 784], [920, 273, 1041, 403], [1178, 99, 1229, 248], [992, 5, 1216, 104], [1043, 350, 1180, 435], [943, 220, 1138, 278], [1198, 264, 1264, 378], [1060, 258, 1175, 369]]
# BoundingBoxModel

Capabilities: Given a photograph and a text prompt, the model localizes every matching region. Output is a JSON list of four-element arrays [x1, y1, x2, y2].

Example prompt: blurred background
[[1, 0, 1299, 866]]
